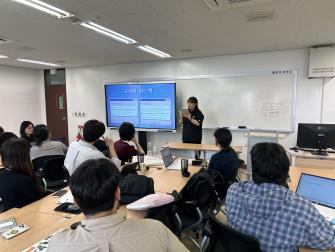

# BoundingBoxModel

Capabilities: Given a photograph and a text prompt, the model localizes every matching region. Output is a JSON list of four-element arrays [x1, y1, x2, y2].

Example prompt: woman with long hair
[[20, 120, 35, 144], [0, 138, 45, 211]]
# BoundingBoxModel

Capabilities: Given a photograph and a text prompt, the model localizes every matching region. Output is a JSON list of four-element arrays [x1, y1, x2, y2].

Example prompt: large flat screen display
[[105, 82, 176, 130]]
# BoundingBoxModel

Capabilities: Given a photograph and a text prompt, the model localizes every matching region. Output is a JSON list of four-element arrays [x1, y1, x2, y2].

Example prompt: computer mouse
[[66, 204, 80, 212]]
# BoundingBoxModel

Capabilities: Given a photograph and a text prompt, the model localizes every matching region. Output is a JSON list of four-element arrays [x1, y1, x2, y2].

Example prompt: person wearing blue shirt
[[207, 127, 239, 182], [225, 142, 335, 252]]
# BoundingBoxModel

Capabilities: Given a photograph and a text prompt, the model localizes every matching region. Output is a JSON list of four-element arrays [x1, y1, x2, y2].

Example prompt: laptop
[[296, 173, 335, 221], [160, 147, 181, 170]]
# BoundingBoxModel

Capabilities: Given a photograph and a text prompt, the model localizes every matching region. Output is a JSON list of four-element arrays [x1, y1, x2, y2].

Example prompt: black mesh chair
[[32, 155, 65, 172], [40, 156, 69, 192], [201, 213, 261, 252], [120, 162, 139, 177]]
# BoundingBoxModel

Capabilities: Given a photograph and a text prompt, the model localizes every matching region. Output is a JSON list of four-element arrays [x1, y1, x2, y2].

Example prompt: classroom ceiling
[[0, 0, 335, 69]]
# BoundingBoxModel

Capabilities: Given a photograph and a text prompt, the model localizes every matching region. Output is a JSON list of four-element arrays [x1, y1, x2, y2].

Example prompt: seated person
[[207, 127, 239, 181], [114, 122, 144, 164], [20, 120, 35, 144], [0, 138, 45, 211], [225, 143, 335, 252], [30, 124, 68, 161], [0, 132, 17, 149], [64, 119, 121, 175], [47, 158, 188, 252], [0, 126, 4, 134]]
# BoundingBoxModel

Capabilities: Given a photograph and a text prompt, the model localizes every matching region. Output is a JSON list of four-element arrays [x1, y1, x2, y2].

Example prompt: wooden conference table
[[162, 142, 243, 161], [0, 165, 334, 252]]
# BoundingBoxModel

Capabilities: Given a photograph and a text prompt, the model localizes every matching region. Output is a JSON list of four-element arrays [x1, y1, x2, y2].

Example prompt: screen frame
[[104, 81, 177, 132], [296, 173, 335, 209]]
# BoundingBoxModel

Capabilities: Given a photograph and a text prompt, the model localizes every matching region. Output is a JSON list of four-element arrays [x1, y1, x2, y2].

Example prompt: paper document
[[57, 191, 74, 204]]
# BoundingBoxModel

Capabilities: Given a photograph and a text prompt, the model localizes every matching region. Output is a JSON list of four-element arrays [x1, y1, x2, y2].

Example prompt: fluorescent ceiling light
[[80, 22, 137, 44], [17, 58, 61, 67], [137, 45, 171, 58], [0, 55, 9, 59], [9, 0, 72, 18]]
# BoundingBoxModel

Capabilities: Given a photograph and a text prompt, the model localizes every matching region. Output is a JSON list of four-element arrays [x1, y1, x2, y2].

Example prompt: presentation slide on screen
[[297, 174, 335, 208], [105, 83, 176, 130]]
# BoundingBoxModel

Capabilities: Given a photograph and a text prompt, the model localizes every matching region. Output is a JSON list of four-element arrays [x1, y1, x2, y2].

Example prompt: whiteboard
[[176, 72, 296, 131]]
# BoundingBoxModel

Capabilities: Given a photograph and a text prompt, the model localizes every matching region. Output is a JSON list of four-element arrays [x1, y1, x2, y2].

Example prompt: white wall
[[66, 49, 333, 161], [0, 65, 46, 135]]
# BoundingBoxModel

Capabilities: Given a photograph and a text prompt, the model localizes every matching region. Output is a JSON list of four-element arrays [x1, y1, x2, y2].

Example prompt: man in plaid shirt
[[225, 143, 335, 252]]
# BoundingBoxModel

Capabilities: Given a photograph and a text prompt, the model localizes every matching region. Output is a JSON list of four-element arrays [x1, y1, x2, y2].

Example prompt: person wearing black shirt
[[0, 138, 45, 212], [179, 97, 204, 144], [20, 121, 35, 145]]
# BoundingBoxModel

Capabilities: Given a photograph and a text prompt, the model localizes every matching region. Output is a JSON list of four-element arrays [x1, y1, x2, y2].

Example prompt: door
[[44, 69, 69, 145]]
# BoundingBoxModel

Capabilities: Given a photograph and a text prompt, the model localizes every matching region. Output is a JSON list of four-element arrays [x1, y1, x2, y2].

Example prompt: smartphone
[[51, 189, 68, 198]]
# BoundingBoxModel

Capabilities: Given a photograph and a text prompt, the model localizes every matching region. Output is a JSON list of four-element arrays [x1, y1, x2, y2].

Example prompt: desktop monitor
[[297, 123, 335, 150], [105, 82, 176, 131]]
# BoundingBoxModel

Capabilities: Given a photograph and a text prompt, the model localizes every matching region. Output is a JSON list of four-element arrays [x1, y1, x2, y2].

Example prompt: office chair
[[201, 212, 261, 252], [32, 155, 65, 172], [120, 162, 139, 177], [40, 156, 69, 192]]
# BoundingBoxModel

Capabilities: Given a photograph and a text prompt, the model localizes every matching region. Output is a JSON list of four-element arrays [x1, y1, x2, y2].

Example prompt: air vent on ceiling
[[203, 0, 277, 11], [246, 11, 273, 22]]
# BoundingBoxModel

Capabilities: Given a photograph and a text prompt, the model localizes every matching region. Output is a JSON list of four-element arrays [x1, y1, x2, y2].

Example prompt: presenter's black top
[[0, 169, 44, 211], [182, 109, 204, 144]]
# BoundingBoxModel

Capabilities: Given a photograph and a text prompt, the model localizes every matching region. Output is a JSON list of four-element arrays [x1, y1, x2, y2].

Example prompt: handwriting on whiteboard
[[261, 102, 284, 118]]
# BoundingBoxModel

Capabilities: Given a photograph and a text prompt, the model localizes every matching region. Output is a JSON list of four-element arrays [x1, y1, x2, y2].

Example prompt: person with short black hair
[[47, 158, 188, 252], [225, 142, 335, 252], [114, 122, 144, 164], [207, 128, 239, 181], [64, 119, 120, 175], [0, 138, 45, 211], [0, 126, 4, 134], [19, 121, 35, 144], [30, 124, 68, 160]]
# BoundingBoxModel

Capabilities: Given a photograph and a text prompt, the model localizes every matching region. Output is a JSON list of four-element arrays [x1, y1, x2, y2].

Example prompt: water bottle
[[147, 142, 152, 156]]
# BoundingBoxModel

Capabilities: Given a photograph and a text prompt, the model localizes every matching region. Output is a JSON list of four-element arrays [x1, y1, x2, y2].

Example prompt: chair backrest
[[42, 156, 68, 181], [205, 214, 261, 252], [120, 162, 139, 177], [178, 169, 225, 211], [32, 155, 65, 171]]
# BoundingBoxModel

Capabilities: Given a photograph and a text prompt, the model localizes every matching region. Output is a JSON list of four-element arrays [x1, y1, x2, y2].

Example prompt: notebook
[[296, 173, 335, 221]]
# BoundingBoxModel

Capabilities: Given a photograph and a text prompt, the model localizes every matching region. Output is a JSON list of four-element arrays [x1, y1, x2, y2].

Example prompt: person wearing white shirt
[[64, 120, 121, 175]]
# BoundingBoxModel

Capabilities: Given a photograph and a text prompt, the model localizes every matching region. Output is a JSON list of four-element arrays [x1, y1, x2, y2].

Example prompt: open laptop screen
[[296, 173, 335, 209], [160, 147, 174, 167]]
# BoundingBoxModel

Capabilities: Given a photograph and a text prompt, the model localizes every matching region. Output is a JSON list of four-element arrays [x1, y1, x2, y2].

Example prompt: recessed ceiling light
[[0, 55, 9, 59], [137, 45, 171, 58], [80, 21, 137, 44], [17, 58, 61, 67], [9, 0, 72, 18]]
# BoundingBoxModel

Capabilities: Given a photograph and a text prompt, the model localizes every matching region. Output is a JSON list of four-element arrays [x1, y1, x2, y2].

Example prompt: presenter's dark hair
[[83, 120, 106, 142], [119, 122, 135, 141], [251, 142, 289, 186], [20, 121, 34, 137], [33, 124, 49, 146], [187, 96, 199, 110], [69, 159, 121, 215], [214, 127, 232, 149]]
